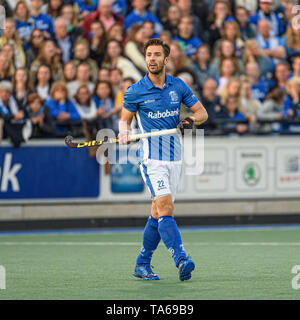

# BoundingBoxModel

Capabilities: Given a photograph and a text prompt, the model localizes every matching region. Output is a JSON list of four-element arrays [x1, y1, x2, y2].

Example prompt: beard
[[147, 63, 165, 75]]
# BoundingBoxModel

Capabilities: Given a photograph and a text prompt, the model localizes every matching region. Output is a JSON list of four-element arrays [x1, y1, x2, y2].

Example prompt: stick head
[[65, 135, 76, 148]]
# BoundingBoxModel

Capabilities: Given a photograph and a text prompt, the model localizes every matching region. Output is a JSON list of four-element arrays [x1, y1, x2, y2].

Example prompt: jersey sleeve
[[123, 85, 139, 113], [180, 79, 199, 108]]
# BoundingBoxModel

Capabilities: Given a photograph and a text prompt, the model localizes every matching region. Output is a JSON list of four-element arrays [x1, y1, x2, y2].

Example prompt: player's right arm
[[118, 85, 138, 144], [118, 108, 135, 144]]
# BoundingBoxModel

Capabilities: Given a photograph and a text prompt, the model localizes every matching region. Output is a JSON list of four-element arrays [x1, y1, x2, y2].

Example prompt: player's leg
[[133, 164, 163, 280], [155, 163, 195, 281]]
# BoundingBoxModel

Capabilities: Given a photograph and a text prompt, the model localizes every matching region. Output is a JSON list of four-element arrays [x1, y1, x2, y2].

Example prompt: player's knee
[[156, 196, 174, 217]]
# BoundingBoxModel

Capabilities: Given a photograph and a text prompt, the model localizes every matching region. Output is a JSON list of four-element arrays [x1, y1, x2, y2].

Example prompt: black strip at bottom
[[0, 214, 300, 232]]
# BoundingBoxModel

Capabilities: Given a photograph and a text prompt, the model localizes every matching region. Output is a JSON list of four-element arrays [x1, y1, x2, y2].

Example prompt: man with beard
[[118, 39, 208, 281]]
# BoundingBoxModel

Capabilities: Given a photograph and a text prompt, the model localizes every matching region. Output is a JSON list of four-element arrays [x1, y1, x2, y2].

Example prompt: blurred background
[[0, 0, 300, 231]]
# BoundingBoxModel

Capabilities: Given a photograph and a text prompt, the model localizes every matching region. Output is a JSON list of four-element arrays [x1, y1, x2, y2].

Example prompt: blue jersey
[[31, 13, 54, 35], [172, 36, 202, 57], [123, 73, 199, 162]]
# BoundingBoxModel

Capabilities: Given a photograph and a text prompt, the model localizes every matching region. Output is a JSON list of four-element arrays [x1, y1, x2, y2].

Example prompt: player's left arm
[[188, 101, 208, 126]]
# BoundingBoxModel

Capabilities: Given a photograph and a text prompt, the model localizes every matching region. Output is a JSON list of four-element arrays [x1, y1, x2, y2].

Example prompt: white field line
[[0, 241, 300, 246]]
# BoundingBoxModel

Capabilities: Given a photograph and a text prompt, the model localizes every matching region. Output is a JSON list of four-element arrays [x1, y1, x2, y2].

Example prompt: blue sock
[[136, 216, 161, 266], [158, 216, 187, 267]]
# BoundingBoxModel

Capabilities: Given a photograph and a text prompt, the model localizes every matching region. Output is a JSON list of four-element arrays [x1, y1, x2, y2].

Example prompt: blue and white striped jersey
[[123, 73, 198, 162]]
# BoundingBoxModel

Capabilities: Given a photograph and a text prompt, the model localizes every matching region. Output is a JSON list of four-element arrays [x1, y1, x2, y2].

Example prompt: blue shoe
[[133, 264, 160, 280], [178, 258, 195, 281]]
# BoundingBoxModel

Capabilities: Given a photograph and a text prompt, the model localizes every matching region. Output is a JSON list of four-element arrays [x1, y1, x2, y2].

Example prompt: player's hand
[[177, 117, 194, 135], [118, 130, 131, 144]]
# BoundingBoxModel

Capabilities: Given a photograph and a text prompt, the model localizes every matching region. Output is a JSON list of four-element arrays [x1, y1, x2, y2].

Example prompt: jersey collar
[[144, 73, 173, 90]]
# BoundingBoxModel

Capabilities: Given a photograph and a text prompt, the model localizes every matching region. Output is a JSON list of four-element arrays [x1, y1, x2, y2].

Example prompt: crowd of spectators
[[0, 0, 300, 147]]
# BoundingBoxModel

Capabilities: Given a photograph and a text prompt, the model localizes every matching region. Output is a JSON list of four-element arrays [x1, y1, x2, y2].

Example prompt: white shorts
[[140, 159, 182, 202]]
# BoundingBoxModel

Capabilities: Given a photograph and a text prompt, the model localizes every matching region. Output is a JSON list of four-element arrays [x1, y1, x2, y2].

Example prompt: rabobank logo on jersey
[[148, 108, 179, 119]]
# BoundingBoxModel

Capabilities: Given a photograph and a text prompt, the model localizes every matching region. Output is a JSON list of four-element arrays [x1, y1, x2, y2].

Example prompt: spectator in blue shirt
[[125, 0, 163, 35], [111, 0, 127, 17], [14, 0, 34, 50], [267, 62, 291, 92], [235, 6, 256, 41], [249, 0, 285, 37], [172, 15, 202, 58], [283, 77, 300, 119], [30, 0, 55, 37], [45, 81, 80, 135], [245, 61, 269, 102], [255, 19, 286, 68]]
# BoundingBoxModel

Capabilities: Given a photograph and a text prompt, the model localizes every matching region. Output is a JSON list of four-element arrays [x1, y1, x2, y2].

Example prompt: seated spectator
[[52, 17, 77, 63], [142, 20, 157, 39], [239, 79, 261, 130], [268, 62, 291, 92], [72, 0, 96, 19], [25, 29, 45, 69], [0, 81, 28, 147], [0, 18, 26, 68], [114, 77, 135, 117], [67, 62, 95, 98], [93, 80, 118, 132], [102, 39, 142, 81], [219, 78, 242, 105], [88, 20, 107, 68], [25, 93, 56, 138], [41, 0, 64, 20], [14, 0, 34, 50], [249, 0, 285, 37], [12, 67, 33, 110], [191, 44, 219, 89], [62, 61, 77, 84], [235, 6, 256, 41], [109, 67, 123, 95], [243, 39, 273, 78], [34, 63, 53, 101], [167, 42, 192, 76], [217, 58, 240, 93], [283, 77, 300, 122], [235, 0, 258, 15], [172, 15, 202, 58], [220, 95, 248, 134], [124, 24, 148, 74], [175, 0, 207, 40], [82, 0, 124, 37], [1, 44, 18, 74], [71, 39, 98, 82], [0, 52, 13, 81], [160, 30, 172, 46], [30, 40, 63, 82], [125, 0, 162, 35], [98, 67, 111, 81], [30, 0, 54, 37], [207, 0, 235, 49], [45, 82, 81, 133], [255, 19, 286, 68], [73, 84, 98, 121], [106, 22, 125, 44], [199, 78, 226, 131], [212, 39, 244, 75], [245, 61, 269, 102], [283, 23, 300, 63], [59, 4, 84, 39], [257, 88, 285, 132], [291, 55, 300, 79], [219, 20, 245, 58], [161, 4, 181, 38]]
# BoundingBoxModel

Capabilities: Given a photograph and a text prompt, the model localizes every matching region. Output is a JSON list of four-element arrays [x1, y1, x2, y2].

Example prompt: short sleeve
[[180, 79, 199, 108], [123, 85, 139, 113]]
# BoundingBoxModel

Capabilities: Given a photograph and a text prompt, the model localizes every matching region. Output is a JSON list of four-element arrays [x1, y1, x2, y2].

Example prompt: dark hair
[[143, 39, 170, 58], [265, 88, 285, 102], [74, 84, 92, 105], [27, 93, 43, 105], [95, 80, 114, 100]]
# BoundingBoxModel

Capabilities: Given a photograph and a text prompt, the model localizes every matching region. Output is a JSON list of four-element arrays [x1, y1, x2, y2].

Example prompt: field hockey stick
[[65, 128, 179, 148]]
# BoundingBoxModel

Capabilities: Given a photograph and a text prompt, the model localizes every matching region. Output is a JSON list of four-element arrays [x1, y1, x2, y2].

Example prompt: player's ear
[[164, 56, 169, 65]]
